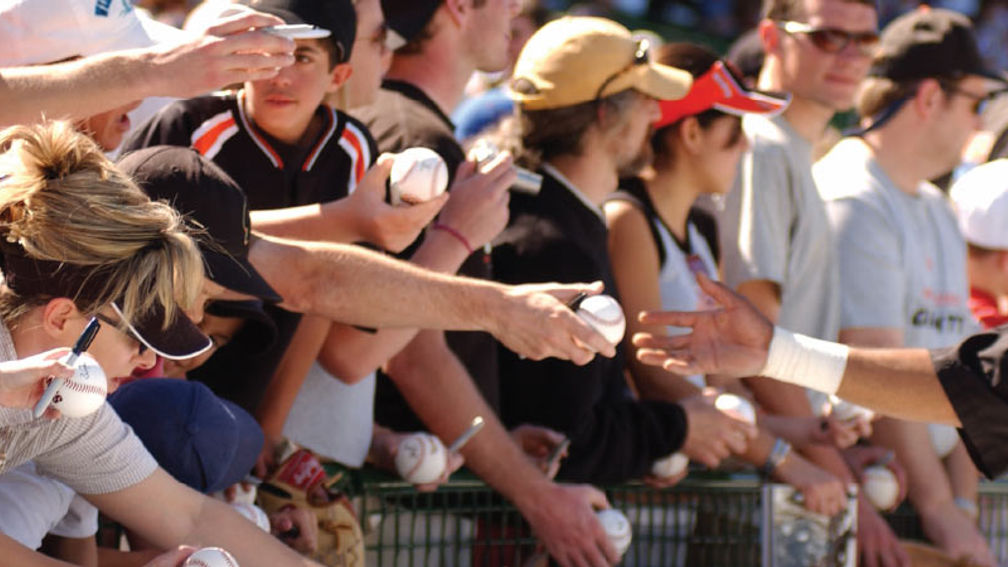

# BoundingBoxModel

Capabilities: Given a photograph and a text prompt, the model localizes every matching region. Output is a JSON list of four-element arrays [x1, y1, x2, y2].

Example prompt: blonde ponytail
[[0, 121, 205, 327]]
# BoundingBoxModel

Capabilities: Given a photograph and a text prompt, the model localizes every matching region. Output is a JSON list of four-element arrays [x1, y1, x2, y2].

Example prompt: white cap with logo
[[0, 0, 191, 67]]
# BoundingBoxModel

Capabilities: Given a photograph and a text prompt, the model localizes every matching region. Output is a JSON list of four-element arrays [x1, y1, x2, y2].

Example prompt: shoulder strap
[[608, 179, 668, 268]]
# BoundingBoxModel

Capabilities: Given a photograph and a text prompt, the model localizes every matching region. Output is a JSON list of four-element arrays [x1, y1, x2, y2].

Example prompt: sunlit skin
[[932, 76, 988, 175], [341, 0, 392, 109], [23, 300, 158, 395], [76, 99, 142, 151], [695, 115, 750, 195], [607, 93, 662, 174], [244, 38, 349, 145], [463, 0, 522, 73], [762, 0, 877, 116]]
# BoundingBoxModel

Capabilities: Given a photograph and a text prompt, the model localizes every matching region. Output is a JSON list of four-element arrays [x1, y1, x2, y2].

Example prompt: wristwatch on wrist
[[762, 438, 792, 478]]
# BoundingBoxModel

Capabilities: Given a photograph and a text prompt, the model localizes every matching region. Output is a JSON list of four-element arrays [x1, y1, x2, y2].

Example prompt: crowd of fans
[[3, 0, 1008, 566]]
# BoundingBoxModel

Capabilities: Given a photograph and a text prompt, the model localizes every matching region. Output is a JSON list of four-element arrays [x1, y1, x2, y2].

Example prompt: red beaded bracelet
[[432, 222, 474, 254]]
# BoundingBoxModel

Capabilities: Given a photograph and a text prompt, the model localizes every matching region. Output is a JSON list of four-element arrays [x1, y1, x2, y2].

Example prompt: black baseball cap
[[243, 0, 357, 64], [117, 146, 283, 304], [870, 6, 1005, 84], [381, 0, 440, 48], [205, 299, 278, 355]]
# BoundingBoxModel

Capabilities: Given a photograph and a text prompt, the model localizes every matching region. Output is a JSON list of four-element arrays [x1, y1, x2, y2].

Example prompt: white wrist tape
[[759, 327, 850, 395]]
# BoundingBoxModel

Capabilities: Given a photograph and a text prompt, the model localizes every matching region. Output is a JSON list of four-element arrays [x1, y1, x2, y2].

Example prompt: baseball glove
[[256, 445, 364, 567]]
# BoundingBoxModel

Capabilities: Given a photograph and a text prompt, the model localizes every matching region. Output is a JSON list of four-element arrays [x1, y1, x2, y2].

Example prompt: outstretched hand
[[633, 274, 774, 378], [491, 281, 616, 365]]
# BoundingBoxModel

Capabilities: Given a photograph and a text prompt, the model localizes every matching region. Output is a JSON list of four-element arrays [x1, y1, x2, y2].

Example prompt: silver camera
[[468, 139, 542, 195]]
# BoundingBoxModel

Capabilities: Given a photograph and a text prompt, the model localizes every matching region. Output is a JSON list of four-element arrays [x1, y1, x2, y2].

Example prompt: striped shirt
[[0, 324, 157, 495], [121, 90, 377, 212]]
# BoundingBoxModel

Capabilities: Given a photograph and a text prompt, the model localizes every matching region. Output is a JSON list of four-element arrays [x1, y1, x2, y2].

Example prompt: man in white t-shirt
[[815, 8, 1005, 563], [715, 0, 910, 562]]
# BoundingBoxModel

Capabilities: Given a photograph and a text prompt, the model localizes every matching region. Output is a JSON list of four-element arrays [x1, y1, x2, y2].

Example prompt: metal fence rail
[[349, 467, 1008, 567]]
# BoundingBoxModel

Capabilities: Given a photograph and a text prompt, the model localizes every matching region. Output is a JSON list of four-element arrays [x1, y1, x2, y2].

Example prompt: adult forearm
[[0, 52, 154, 126], [181, 497, 320, 567], [385, 331, 556, 506], [0, 533, 75, 567], [836, 349, 956, 425], [318, 231, 472, 380], [249, 234, 498, 329], [251, 203, 361, 242]]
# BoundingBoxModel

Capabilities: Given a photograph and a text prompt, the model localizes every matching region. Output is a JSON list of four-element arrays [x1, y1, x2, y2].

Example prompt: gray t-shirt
[[0, 324, 157, 495], [719, 114, 841, 340], [816, 138, 978, 349]]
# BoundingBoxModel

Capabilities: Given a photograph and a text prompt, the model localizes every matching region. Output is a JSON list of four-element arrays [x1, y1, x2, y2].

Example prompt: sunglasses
[[595, 37, 651, 101], [939, 81, 998, 115], [777, 21, 879, 55], [94, 312, 149, 356]]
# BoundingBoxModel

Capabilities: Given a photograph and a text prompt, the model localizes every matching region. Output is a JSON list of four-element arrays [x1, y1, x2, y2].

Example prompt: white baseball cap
[[0, 0, 191, 67], [950, 159, 1008, 250]]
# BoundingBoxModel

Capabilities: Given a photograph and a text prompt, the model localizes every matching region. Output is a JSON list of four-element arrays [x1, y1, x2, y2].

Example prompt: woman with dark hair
[[605, 42, 863, 514]]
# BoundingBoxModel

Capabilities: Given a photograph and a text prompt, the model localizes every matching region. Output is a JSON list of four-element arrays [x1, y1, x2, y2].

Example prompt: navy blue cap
[[109, 379, 264, 494]]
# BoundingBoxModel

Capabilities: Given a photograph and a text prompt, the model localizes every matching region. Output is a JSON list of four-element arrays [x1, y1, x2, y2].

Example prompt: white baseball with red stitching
[[395, 432, 448, 485], [182, 547, 240, 567], [49, 352, 107, 418], [576, 294, 626, 345], [390, 147, 449, 205]]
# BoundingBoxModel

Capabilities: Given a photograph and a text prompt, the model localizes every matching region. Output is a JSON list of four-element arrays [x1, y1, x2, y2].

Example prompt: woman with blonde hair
[[0, 121, 324, 567]]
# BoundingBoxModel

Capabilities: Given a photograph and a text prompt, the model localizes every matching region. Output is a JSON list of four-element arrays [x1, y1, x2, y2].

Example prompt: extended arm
[[86, 469, 319, 567], [383, 330, 617, 567], [0, 12, 294, 126], [248, 233, 613, 362], [632, 273, 958, 425]]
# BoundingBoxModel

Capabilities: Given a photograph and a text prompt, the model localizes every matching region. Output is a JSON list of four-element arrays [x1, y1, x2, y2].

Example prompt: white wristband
[[759, 327, 849, 395]]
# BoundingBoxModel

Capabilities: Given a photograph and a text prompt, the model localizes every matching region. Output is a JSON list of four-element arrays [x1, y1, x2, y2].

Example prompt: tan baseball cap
[[509, 17, 692, 111]]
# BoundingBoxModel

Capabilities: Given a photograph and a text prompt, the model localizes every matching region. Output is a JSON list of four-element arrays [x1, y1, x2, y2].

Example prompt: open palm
[[632, 274, 774, 378]]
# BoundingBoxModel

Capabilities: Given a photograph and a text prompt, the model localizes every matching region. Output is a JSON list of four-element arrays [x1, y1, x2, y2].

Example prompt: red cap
[[655, 61, 790, 129]]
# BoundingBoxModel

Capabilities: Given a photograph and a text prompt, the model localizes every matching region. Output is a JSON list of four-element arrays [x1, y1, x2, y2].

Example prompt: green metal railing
[[346, 467, 1008, 567]]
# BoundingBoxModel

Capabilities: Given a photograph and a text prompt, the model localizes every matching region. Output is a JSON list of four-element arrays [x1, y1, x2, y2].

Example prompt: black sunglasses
[[595, 37, 651, 101], [94, 312, 149, 356], [777, 21, 879, 55], [939, 80, 999, 115]]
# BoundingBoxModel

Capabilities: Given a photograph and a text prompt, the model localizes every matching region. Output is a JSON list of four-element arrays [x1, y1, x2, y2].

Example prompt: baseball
[[714, 393, 757, 425], [596, 508, 632, 558], [862, 465, 899, 510], [828, 395, 875, 423], [928, 423, 959, 459], [389, 147, 449, 205], [182, 547, 240, 567], [48, 352, 107, 418], [651, 452, 689, 479], [232, 502, 270, 532], [576, 294, 626, 345], [395, 432, 448, 485]]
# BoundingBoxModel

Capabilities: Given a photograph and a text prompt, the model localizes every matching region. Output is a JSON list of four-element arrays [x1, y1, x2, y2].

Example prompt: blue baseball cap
[[109, 379, 264, 493]]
